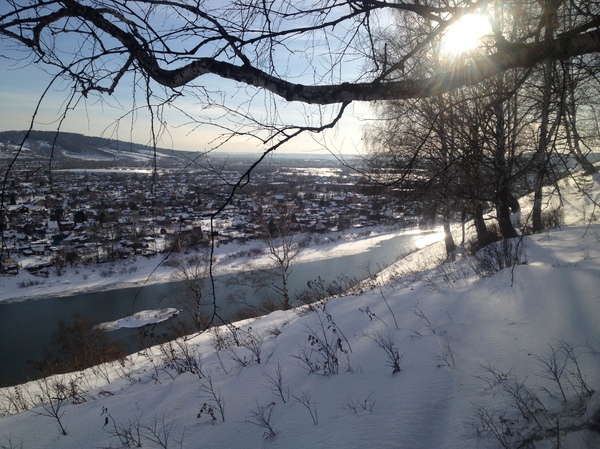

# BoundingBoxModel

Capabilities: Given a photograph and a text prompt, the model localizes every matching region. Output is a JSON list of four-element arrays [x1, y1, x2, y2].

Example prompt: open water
[[0, 230, 437, 386]]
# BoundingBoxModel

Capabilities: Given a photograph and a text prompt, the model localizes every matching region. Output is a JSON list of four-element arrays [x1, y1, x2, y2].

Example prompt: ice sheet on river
[[95, 308, 180, 331]]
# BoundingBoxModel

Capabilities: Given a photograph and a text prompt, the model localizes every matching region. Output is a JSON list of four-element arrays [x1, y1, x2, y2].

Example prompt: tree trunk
[[496, 190, 519, 239], [472, 204, 491, 247], [531, 59, 551, 233], [282, 269, 291, 310], [532, 1, 559, 233], [443, 218, 456, 260], [563, 65, 597, 175], [492, 77, 518, 239]]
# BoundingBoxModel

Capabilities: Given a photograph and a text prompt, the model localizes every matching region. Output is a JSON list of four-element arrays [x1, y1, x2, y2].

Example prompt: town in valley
[[0, 131, 416, 276]]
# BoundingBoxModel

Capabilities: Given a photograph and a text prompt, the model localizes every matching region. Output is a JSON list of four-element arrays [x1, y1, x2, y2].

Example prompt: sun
[[441, 13, 492, 57]]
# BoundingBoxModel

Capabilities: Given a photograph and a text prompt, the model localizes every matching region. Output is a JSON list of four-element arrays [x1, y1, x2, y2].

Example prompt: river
[[0, 230, 438, 386]]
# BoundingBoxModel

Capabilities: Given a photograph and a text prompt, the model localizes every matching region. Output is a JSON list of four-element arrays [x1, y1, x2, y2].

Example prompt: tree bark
[[492, 79, 518, 239], [443, 218, 456, 260], [531, 59, 553, 233], [472, 204, 491, 247]]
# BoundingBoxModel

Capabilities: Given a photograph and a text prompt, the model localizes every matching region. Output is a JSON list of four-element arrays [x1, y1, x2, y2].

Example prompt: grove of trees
[[362, 0, 599, 257]]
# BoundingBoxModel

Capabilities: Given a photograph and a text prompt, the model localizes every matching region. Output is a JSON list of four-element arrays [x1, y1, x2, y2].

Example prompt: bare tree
[[362, 1, 599, 245], [1, 1, 599, 122], [170, 252, 211, 332], [229, 204, 305, 313], [257, 204, 306, 310]]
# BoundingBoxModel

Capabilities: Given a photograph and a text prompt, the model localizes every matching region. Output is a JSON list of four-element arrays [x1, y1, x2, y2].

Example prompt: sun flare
[[442, 13, 492, 57]]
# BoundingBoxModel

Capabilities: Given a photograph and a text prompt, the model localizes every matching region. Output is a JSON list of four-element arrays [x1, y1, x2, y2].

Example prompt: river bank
[[0, 226, 442, 303], [0, 227, 442, 386]]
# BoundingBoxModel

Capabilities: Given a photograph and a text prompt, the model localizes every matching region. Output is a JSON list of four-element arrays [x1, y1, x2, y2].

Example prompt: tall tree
[[171, 253, 211, 332], [257, 204, 305, 311]]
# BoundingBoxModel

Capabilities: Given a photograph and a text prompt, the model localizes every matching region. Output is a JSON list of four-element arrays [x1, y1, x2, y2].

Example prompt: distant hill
[[0, 130, 191, 167]]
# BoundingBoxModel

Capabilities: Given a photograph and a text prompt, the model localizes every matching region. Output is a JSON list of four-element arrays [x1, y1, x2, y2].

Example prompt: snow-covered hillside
[[0, 130, 187, 165], [1, 173, 599, 449]]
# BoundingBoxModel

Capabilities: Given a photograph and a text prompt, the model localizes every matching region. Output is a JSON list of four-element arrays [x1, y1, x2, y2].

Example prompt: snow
[[95, 308, 181, 331], [0, 227, 419, 303], [0, 172, 599, 449]]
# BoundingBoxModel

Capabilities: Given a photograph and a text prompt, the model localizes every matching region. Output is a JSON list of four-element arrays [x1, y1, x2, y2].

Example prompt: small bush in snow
[[264, 363, 288, 404], [409, 304, 438, 336], [471, 238, 525, 278], [541, 207, 564, 231], [292, 391, 319, 425], [295, 275, 358, 308], [199, 373, 225, 422], [246, 401, 277, 440], [102, 407, 143, 448], [294, 304, 351, 375], [433, 337, 456, 368], [142, 414, 177, 449], [367, 330, 403, 374], [0, 435, 23, 449], [17, 279, 44, 288], [30, 377, 71, 436], [159, 339, 204, 379], [210, 326, 239, 352], [226, 327, 264, 366], [473, 341, 596, 448], [343, 392, 376, 414], [0, 386, 30, 416]]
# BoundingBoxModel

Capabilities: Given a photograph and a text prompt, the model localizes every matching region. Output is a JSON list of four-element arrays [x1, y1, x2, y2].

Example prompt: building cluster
[[0, 157, 405, 275]]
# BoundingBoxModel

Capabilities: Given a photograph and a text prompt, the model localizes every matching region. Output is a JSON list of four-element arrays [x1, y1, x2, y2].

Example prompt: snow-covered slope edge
[[1, 180, 599, 449]]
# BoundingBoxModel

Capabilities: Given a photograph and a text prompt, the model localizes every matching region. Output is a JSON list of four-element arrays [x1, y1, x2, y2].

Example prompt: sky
[[0, 2, 505, 157], [0, 52, 370, 155], [0, 3, 372, 156]]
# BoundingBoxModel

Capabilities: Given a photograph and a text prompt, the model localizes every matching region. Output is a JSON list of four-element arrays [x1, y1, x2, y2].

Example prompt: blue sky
[[0, 48, 370, 155], [0, 1, 375, 155], [0, 47, 369, 155]]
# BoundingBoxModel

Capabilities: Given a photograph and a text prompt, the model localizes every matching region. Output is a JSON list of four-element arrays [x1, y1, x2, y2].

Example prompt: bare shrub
[[159, 339, 204, 379], [410, 304, 438, 336], [102, 407, 143, 448], [366, 330, 403, 374], [264, 363, 288, 403], [474, 342, 596, 448], [470, 238, 525, 278], [102, 408, 181, 449], [17, 279, 44, 288], [468, 224, 502, 254], [541, 208, 564, 231], [295, 275, 358, 307], [265, 323, 283, 338], [30, 377, 71, 436], [210, 326, 239, 352], [199, 373, 225, 422], [226, 327, 265, 367], [142, 415, 177, 449], [0, 386, 31, 416], [32, 313, 125, 378], [292, 391, 318, 425], [115, 358, 142, 385], [433, 337, 456, 368], [343, 392, 376, 414], [246, 401, 277, 440], [473, 404, 515, 449], [293, 304, 351, 375], [0, 435, 23, 449]]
